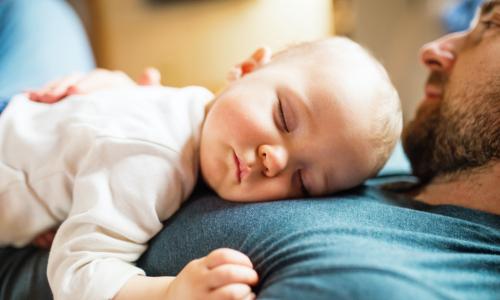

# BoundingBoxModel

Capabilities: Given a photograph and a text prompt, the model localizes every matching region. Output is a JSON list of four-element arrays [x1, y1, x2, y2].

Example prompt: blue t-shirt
[[139, 180, 500, 300]]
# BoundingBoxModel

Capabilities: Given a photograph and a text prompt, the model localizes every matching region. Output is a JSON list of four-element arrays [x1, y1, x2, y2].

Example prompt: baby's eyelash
[[278, 98, 289, 132]]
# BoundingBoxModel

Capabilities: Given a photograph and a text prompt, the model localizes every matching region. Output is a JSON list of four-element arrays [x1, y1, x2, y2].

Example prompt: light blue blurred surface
[[0, 0, 95, 110], [378, 141, 412, 176], [443, 0, 484, 32]]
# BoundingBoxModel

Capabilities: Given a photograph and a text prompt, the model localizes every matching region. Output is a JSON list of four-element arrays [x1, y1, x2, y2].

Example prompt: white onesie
[[0, 85, 213, 300]]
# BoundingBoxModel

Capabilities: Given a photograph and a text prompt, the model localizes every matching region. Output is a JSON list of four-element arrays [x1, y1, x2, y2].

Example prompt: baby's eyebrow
[[292, 89, 313, 126]]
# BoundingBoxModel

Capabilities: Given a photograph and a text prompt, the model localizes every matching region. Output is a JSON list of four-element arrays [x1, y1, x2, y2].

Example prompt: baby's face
[[200, 41, 381, 202]]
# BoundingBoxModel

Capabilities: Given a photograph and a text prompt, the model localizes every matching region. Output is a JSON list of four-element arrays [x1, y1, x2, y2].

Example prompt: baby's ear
[[227, 47, 272, 82]]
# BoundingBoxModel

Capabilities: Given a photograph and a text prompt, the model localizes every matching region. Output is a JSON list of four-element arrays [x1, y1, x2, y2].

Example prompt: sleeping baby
[[0, 37, 402, 300]]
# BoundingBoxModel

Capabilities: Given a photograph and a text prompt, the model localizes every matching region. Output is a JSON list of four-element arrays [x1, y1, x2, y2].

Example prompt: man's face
[[199, 41, 381, 202], [403, 0, 500, 181]]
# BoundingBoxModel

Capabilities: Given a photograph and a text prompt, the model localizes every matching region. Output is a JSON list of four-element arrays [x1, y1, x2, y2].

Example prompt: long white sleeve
[[0, 85, 213, 300], [48, 138, 186, 300]]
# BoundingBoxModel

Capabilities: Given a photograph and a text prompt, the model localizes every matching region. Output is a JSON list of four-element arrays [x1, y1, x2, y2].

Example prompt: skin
[[115, 248, 258, 300], [200, 38, 387, 202], [403, 0, 500, 214]]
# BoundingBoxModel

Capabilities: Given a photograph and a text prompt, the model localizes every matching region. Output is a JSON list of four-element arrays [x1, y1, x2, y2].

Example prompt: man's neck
[[414, 162, 500, 215]]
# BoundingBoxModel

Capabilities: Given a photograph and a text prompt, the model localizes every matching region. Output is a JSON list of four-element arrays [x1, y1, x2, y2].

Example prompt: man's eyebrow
[[481, 0, 500, 16]]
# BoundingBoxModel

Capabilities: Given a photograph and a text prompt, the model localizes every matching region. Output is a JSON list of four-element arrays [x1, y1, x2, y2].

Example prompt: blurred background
[[67, 0, 481, 122]]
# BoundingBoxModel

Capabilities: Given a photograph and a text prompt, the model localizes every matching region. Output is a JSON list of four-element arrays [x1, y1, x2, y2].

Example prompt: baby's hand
[[32, 228, 57, 249], [28, 68, 161, 104], [166, 248, 258, 300]]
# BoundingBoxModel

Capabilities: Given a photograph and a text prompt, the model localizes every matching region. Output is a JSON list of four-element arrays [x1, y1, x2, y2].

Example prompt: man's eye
[[483, 20, 500, 29], [278, 98, 290, 132]]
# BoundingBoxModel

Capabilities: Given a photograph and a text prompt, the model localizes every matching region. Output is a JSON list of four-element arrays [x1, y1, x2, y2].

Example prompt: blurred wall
[[71, 0, 451, 121], [350, 0, 450, 121], [84, 0, 333, 91]]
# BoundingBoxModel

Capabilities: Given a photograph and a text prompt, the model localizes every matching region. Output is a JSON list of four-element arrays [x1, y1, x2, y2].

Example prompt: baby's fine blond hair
[[272, 37, 403, 178]]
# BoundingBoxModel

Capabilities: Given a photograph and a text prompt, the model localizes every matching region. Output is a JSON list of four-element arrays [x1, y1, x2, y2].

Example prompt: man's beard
[[402, 79, 500, 183]]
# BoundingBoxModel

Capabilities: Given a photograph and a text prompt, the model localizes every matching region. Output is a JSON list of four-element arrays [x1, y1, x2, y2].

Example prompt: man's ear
[[227, 47, 272, 82]]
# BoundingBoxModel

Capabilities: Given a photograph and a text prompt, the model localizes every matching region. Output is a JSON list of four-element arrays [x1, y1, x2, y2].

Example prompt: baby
[[0, 37, 401, 300]]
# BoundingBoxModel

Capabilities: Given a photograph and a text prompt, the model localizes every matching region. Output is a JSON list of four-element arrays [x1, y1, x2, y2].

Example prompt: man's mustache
[[426, 71, 447, 88]]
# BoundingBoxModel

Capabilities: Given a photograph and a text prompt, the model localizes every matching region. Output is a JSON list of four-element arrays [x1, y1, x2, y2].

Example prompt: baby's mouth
[[233, 151, 251, 183], [233, 151, 242, 183]]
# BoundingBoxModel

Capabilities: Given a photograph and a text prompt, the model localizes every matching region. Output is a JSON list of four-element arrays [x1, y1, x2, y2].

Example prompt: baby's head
[[200, 37, 402, 202]]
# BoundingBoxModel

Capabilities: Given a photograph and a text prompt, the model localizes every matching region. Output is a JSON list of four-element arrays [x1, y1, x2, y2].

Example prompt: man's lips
[[424, 72, 446, 101], [424, 84, 443, 100]]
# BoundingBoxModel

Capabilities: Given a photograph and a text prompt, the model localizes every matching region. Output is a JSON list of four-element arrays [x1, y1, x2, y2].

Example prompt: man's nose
[[258, 144, 288, 177], [419, 32, 466, 73]]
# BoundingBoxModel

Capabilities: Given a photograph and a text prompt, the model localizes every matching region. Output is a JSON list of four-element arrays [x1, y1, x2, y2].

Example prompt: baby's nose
[[258, 144, 288, 177]]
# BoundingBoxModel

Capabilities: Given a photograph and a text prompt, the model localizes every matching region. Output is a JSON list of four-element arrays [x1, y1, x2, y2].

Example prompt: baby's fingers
[[205, 248, 254, 269], [44, 73, 83, 102], [30, 73, 83, 103], [32, 232, 54, 249], [208, 283, 255, 300], [208, 264, 258, 289], [71, 70, 136, 94], [137, 67, 161, 86], [242, 292, 257, 300]]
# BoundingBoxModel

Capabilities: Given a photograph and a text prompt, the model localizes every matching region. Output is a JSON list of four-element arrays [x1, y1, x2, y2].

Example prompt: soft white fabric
[[0, 85, 213, 300]]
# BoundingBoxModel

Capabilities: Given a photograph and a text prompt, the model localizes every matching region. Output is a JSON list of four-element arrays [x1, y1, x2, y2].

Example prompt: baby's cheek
[[237, 112, 277, 143], [241, 176, 293, 202]]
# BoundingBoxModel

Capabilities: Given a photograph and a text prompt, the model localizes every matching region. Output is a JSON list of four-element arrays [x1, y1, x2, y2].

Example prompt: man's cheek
[[403, 101, 441, 174]]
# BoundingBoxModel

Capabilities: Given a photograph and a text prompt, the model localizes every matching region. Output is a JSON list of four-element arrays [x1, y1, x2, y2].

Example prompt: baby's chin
[[198, 162, 249, 202], [212, 187, 254, 203], [214, 186, 278, 203]]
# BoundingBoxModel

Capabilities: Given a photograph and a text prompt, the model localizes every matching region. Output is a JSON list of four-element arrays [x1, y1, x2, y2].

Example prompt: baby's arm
[[27, 68, 161, 103], [32, 228, 56, 249], [47, 140, 257, 300], [47, 144, 179, 299], [115, 249, 258, 300]]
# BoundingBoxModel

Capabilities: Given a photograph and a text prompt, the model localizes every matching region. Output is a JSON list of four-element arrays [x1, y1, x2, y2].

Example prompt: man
[[403, 0, 500, 215], [0, 0, 498, 299]]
